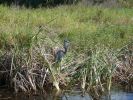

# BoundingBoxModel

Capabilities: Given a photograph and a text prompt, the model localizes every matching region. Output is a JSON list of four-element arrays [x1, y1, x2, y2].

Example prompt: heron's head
[[64, 39, 70, 49]]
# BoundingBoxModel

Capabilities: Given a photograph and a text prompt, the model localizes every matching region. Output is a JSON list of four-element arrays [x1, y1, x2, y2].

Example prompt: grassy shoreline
[[0, 5, 133, 99]]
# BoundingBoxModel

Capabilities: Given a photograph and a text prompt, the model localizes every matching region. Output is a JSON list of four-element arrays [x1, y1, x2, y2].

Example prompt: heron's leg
[[57, 62, 61, 73], [59, 62, 62, 73], [54, 62, 61, 73]]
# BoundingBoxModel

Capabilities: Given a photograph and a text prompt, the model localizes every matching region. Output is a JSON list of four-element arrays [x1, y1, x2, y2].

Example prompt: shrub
[[0, 0, 80, 7]]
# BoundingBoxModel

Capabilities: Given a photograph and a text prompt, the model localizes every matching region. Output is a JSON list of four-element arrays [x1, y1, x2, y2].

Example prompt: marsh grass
[[0, 5, 133, 97]]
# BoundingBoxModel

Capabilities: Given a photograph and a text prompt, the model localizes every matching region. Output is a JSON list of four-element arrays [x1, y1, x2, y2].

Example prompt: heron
[[54, 39, 69, 63]]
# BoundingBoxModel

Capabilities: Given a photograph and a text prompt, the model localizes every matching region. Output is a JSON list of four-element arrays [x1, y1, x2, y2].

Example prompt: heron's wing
[[55, 50, 65, 62]]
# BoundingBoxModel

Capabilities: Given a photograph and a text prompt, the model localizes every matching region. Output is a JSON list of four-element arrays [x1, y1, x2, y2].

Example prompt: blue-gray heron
[[54, 39, 69, 63]]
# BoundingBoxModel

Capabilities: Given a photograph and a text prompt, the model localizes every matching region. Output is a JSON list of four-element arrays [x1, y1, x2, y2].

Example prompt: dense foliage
[[0, 0, 79, 7], [0, 0, 133, 8]]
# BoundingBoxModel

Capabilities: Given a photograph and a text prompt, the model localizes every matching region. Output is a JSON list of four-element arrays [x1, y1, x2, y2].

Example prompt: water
[[61, 90, 92, 100], [102, 91, 133, 100], [0, 87, 133, 100], [101, 87, 133, 100]]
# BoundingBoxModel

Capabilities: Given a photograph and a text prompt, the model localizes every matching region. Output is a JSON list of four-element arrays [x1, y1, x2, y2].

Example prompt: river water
[[0, 86, 133, 100]]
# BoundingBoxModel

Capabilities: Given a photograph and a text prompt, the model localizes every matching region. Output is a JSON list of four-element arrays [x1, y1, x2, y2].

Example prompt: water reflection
[[101, 85, 133, 100], [102, 91, 133, 100], [62, 94, 92, 100], [0, 87, 133, 100]]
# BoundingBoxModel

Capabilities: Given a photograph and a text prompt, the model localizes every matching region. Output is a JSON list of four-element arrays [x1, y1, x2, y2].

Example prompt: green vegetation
[[0, 4, 133, 99], [118, 0, 133, 8], [0, 5, 132, 49]]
